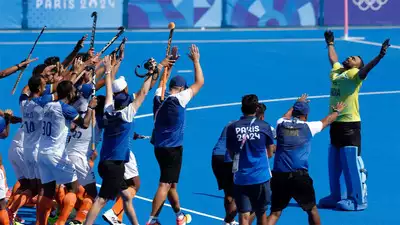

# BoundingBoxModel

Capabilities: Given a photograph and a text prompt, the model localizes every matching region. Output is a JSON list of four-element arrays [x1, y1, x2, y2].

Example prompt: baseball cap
[[112, 76, 128, 93], [169, 75, 188, 89], [0, 116, 6, 134], [78, 84, 94, 99], [114, 92, 133, 109], [292, 101, 310, 117]]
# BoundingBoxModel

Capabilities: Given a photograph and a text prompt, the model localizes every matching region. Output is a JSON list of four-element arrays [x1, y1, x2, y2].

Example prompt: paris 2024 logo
[[353, 0, 388, 11]]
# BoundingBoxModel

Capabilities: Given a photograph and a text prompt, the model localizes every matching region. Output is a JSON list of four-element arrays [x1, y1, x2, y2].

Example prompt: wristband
[[328, 42, 334, 46], [88, 106, 95, 110], [333, 109, 340, 114], [16, 64, 21, 70]]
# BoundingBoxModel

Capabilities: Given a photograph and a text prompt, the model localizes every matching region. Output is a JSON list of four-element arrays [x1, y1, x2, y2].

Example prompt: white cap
[[112, 76, 128, 93]]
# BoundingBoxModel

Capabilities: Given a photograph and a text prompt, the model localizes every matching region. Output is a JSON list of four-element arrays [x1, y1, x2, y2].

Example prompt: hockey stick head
[[91, 11, 97, 17], [118, 26, 125, 32]]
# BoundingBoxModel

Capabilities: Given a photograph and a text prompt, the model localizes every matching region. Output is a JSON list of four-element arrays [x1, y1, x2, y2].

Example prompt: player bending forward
[[36, 80, 97, 225]]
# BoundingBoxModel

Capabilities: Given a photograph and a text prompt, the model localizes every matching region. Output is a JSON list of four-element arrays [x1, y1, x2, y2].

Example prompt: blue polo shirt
[[226, 116, 274, 185], [99, 101, 136, 162], [273, 118, 323, 172], [152, 88, 192, 148], [212, 121, 236, 156]]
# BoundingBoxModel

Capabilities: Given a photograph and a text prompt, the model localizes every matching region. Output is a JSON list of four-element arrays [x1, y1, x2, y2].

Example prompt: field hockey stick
[[133, 132, 151, 140], [11, 26, 46, 95], [111, 37, 127, 56], [90, 66, 96, 153], [160, 22, 176, 101], [90, 11, 97, 50], [99, 26, 125, 55]]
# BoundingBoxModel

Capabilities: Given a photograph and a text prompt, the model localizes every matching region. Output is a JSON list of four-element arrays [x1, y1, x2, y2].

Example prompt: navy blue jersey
[[152, 88, 192, 148], [273, 118, 323, 172], [226, 116, 274, 185], [212, 121, 236, 156]]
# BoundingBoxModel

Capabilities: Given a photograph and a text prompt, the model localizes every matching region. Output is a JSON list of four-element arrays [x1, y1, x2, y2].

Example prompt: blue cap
[[292, 101, 310, 117], [114, 92, 134, 109], [169, 75, 188, 89], [0, 116, 6, 134], [78, 84, 94, 99]]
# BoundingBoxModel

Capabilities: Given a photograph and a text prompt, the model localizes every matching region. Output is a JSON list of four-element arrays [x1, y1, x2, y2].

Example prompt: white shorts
[[69, 154, 96, 186], [0, 169, 7, 199], [124, 152, 139, 180], [8, 146, 26, 180], [23, 147, 40, 179], [38, 153, 77, 185]]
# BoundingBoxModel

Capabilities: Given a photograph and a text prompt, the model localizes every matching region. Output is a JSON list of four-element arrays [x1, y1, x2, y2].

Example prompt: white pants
[[23, 147, 40, 179], [38, 153, 77, 185], [0, 170, 7, 199], [8, 146, 26, 180], [69, 154, 96, 186]]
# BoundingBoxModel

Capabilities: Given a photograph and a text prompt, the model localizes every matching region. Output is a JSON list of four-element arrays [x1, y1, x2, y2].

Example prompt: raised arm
[[325, 31, 338, 66], [103, 56, 114, 109], [282, 94, 309, 119], [188, 44, 204, 97], [320, 102, 346, 129], [61, 35, 87, 68], [0, 58, 38, 79], [131, 74, 154, 113], [358, 39, 390, 80], [73, 98, 97, 129]]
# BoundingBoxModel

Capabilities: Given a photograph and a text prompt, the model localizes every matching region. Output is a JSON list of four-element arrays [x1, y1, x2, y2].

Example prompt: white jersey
[[66, 97, 92, 157], [20, 94, 53, 152], [10, 126, 24, 150], [39, 101, 80, 156]]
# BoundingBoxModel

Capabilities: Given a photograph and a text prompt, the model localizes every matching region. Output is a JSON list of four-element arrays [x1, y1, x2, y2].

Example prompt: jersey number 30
[[42, 121, 52, 136]]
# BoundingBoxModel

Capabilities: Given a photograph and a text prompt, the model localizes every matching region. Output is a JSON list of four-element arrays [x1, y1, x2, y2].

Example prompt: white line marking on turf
[[177, 70, 193, 73], [97, 90, 400, 221], [134, 90, 400, 119], [0, 37, 364, 45], [346, 39, 400, 49], [95, 184, 224, 221]]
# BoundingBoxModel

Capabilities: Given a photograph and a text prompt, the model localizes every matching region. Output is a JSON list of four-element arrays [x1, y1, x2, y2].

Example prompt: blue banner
[[0, 1, 22, 28], [26, 0, 124, 29]]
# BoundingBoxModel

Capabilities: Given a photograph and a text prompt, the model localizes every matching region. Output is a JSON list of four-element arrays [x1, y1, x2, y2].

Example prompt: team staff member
[[147, 44, 204, 225], [84, 55, 167, 225], [319, 31, 390, 211], [226, 95, 275, 225], [211, 120, 237, 225], [0, 58, 38, 79], [267, 94, 345, 225]]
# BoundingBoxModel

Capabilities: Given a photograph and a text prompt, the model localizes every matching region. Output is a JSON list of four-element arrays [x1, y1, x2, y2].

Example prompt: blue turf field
[[1, 27, 400, 225]]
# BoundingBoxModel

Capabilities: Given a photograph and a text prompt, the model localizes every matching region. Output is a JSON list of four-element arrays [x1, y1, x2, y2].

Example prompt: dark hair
[[44, 56, 60, 66], [28, 75, 43, 93], [32, 64, 47, 76], [358, 56, 365, 68], [241, 94, 259, 115], [95, 95, 106, 116], [57, 80, 74, 100], [256, 103, 266, 118]]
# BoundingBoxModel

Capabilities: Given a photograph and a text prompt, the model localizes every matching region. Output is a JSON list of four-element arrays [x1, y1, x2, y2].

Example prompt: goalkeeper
[[318, 30, 390, 211]]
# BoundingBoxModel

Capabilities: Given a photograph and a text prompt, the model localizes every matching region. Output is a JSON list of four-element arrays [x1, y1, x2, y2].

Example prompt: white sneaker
[[102, 209, 120, 225]]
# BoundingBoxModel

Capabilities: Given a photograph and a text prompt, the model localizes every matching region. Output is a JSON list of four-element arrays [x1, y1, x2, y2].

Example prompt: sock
[[0, 209, 9, 225], [112, 196, 124, 222], [148, 216, 158, 224], [6, 181, 21, 208], [55, 192, 77, 225], [74, 195, 93, 223], [55, 186, 65, 212], [176, 210, 184, 220], [75, 185, 85, 210], [8, 190, 31, 215], [37, 196, 53, 225]]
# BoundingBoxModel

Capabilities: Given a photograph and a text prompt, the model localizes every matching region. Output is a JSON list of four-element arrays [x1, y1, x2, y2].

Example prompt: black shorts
[[330, 121, 361, 155], [270, 170, 316, 212], [234, 181, 271, 215], [211, 155, 234, 196], [98, 160, 128, 200], [154, 146, 183, 183]]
